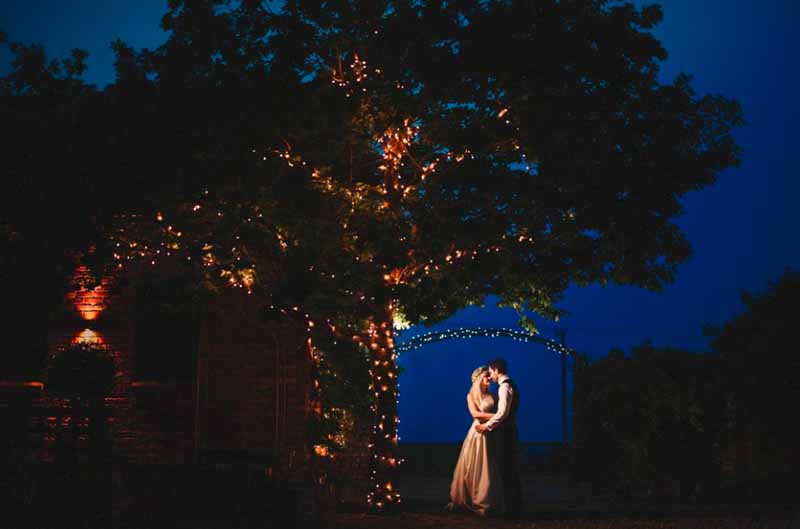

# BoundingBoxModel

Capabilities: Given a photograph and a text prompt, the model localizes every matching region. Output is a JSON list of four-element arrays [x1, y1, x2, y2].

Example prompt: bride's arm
[[466, 395, 494, 421]]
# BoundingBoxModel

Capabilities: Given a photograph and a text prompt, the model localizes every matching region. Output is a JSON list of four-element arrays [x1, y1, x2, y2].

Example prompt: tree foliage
[[1, 0, 744, 330], [99, 0, 744, 335], [573, 269, 800, 500], [572, 345, 724, 498], [709, 268, 800, 479]]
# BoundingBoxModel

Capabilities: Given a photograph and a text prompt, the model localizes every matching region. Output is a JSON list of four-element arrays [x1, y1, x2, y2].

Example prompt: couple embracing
[[446, 358, 523, 517]]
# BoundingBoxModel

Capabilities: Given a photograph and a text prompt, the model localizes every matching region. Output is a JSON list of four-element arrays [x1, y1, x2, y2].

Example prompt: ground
[[335, 511, 795, 529], [331, 476, 797, 529], [4, 464, 797, 528]]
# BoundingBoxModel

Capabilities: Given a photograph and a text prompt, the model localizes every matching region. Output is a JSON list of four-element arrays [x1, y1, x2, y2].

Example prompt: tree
[[572, 270, 800, 501], [5, 0, 743, 512], [707, 268, 800, 487], [0, 33, 106, 376], [0, 0, 292, 371], [225, 0, 743, 510]]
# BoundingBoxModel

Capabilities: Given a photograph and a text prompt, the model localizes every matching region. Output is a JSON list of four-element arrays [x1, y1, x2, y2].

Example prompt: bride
[[446, 365, 505, 516]]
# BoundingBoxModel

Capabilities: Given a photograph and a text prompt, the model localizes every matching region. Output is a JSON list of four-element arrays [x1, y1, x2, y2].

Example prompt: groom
[[475, 357, 523, 516]]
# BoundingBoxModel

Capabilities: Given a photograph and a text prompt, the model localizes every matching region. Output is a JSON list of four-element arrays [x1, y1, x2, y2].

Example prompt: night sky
[[2, 1, 798, 443]]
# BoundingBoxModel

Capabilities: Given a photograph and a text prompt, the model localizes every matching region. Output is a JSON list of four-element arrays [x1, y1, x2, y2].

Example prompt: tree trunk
[[361, 313, 401, 513]]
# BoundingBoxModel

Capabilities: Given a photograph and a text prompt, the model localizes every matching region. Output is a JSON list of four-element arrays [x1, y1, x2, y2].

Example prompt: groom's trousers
[[497, 424, 523, 515]]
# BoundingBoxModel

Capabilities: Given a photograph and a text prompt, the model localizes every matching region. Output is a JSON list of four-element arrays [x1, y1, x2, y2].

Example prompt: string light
[[359, 312, 403, 512], [395, 327, 573, 356], [109, 42, 542, 515]]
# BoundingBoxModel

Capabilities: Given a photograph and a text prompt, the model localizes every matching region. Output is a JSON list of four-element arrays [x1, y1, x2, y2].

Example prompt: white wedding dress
[[447, 392, 505, 516]]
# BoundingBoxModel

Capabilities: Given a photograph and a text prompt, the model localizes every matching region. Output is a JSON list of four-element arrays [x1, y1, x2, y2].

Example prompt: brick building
[[2, 264, 313, 471]]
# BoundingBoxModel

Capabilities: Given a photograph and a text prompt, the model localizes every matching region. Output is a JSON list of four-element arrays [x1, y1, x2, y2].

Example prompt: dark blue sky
[[2, 1, 798, 442]]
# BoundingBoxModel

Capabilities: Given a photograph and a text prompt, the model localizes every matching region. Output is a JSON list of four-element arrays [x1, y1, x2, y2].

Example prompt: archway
[[395, 327, 576, 443]]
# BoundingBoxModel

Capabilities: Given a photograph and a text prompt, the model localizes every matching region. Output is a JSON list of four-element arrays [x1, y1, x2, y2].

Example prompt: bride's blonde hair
[[469, 366, 488, 409]]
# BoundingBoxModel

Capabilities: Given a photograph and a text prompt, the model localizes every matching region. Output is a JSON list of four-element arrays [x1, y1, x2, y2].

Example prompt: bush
[[571, 346, 724, 499], [47, 342, 115, 400]]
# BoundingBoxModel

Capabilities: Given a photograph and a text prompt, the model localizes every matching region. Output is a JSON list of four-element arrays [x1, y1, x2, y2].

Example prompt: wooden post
[[558, 329, 568, 443]]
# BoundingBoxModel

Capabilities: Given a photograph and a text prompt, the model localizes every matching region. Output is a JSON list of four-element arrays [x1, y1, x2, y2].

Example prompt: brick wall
[[23, 266, 200, 464], [197, 289, 310, 470], [2, 265, 312, 467]]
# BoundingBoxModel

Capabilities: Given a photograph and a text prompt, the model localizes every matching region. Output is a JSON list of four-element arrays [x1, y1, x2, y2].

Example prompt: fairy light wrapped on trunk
[[356, 308, 402, 511]]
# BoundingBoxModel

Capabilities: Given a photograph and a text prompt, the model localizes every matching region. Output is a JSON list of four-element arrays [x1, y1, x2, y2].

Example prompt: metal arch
[[394, 326, 576, 442], [394, 327, 574, 356]]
